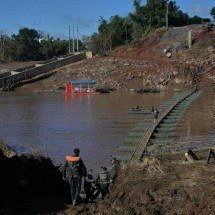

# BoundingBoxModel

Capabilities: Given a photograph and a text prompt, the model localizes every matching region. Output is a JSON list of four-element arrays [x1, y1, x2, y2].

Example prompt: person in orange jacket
[[63, 147, 86, 205]]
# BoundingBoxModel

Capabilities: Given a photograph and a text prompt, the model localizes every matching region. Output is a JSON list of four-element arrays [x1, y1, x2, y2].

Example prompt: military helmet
[[73, 147, 80, 153]]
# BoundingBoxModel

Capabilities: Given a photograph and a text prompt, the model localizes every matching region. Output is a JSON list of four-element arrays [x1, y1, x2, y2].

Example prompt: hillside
[[56, 151, 215, 215], [4, 25, 215, 93]]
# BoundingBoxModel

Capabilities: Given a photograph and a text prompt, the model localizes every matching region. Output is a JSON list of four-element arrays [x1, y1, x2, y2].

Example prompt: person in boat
[[97, 166, 111, 200], [153, 108, 159, 123], [63, 147, 86, 206], [135, 105, 140, 111], [151, 106, 155, 113], [84, 169, 96, 202]]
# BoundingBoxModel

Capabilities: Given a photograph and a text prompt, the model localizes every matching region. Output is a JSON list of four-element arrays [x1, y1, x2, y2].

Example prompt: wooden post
[[206, 149, 215, 164], [188, 31, 192, 49], [185, 148, 198, 163]]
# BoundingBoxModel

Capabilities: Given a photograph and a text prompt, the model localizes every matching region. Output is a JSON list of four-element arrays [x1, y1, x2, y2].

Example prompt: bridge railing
[[0, 52, 91, 88]]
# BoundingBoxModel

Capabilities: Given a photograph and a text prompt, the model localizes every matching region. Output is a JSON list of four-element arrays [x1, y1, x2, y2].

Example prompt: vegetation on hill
[[0, 28, 85, 62], [211, 7, 215, 20], [91, 0, 212, 54], [0, 0, 213, 62]]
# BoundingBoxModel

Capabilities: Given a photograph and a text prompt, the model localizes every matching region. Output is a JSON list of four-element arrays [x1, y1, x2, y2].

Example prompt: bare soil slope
[[14, 25, 215, 93], [62, 152, 215, 215]]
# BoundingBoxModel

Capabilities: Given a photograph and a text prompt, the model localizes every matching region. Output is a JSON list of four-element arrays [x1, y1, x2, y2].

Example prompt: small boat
[[128, 108, 152, 114]]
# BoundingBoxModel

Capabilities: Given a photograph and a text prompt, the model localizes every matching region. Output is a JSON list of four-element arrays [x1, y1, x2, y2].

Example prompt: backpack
[[99, 172, 109, 183], [66, 156, 82, 179]]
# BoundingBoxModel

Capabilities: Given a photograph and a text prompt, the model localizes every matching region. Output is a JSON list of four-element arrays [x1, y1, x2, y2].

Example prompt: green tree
[[189, 15, 203, 24], [211, 7, 215, 20], [98, 17, 113, 51], [129, 0, 148, 39], [0, 34, 14, 62], [12, 28, 41, 61], [39, 35, 56, 59], [168, 1, 189, 26], [147, 0, 167, 28]]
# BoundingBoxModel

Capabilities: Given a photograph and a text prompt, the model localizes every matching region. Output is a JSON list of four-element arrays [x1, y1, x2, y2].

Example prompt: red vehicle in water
[[65, 80, 97, 94]]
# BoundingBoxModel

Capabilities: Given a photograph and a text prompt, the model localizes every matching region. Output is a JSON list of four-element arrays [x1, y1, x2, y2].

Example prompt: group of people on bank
[[63, 147, 119, 206]]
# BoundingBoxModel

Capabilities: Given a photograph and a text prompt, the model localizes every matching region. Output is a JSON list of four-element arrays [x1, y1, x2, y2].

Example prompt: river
[[0, 91, 214, 173]]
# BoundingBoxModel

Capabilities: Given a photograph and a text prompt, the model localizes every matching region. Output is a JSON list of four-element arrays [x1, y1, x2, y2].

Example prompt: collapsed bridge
[[113, 88, 203, 164]]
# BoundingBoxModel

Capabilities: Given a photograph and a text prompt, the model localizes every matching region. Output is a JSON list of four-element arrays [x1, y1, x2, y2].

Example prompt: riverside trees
[[211, 7, 215, 21], [0, 28, 85, 62], [91, 0, 209, 54]]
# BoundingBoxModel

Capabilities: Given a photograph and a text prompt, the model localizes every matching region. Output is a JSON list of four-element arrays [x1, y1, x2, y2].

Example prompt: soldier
[[153, 108, 159, 123], [97, 167, 111, 200], [84, 169, 95, 202], [108, 157, 120, 182], [135, 105, 140, 111], [63, 147, 86, 206], [150, 106, 155, 113]]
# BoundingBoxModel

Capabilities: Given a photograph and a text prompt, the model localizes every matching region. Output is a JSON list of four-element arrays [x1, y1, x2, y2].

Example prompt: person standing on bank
[[63, 147, 86, 206], [97, 166, 111, 200], [108, 157, 119, 182], [84, 169, 95, 202]]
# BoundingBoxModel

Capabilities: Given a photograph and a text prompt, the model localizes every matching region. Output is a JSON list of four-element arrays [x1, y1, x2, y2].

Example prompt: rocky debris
[[164, 41, 188, 55], [0, 141, 69, 214], [95, 87, 116, 93], [166, 52, 172, 58], [137, 88, 160, 93], [0, 139, 17, 158], [12, 25, 215, 93], [161, 26, 192, 43]]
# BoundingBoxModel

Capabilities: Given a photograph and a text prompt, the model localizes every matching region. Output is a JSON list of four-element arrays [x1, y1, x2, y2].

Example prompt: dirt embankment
[[8, 25, 214, 94], [63, 152, 215, 215], [0, 139, 70, 214], [1, 139, 214, 214]]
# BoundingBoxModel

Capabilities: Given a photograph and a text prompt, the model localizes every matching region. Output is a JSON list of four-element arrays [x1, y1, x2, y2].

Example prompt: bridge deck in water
[[113, 89, 203, 164]]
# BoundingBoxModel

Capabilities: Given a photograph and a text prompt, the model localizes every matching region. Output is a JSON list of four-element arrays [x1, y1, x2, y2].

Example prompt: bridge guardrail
[[0, 52, 88, 88]]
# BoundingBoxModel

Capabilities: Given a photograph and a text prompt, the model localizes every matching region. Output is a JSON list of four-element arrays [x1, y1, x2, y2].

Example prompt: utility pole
[[68, 25, 71, 54], [77, 26, 79, 53], [166, 3, 169, 29], [73, 26, 75, 53], [188, 30, 192, 49]]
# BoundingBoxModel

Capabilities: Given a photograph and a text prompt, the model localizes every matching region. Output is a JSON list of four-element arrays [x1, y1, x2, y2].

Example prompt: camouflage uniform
[[97, 167, 111, 199]]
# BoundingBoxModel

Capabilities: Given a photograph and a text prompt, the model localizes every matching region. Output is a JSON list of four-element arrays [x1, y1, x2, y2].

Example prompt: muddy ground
[[0, 140, 70, 214], [60, 151, 215, 215], [1, 137, 214, 215]]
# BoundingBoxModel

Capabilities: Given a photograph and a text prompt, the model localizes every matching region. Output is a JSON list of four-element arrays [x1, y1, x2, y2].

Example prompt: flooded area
[[0, 91, 214, 172], [176, 92, 215, 149]]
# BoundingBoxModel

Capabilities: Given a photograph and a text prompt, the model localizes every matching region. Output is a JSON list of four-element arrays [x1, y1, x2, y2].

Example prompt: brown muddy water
[[175, 92, 215, 150], [0, 91, 214, 173]]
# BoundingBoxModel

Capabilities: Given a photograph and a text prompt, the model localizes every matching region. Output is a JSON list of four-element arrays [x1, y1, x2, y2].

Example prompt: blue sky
[[0, 0, 214, 38]]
